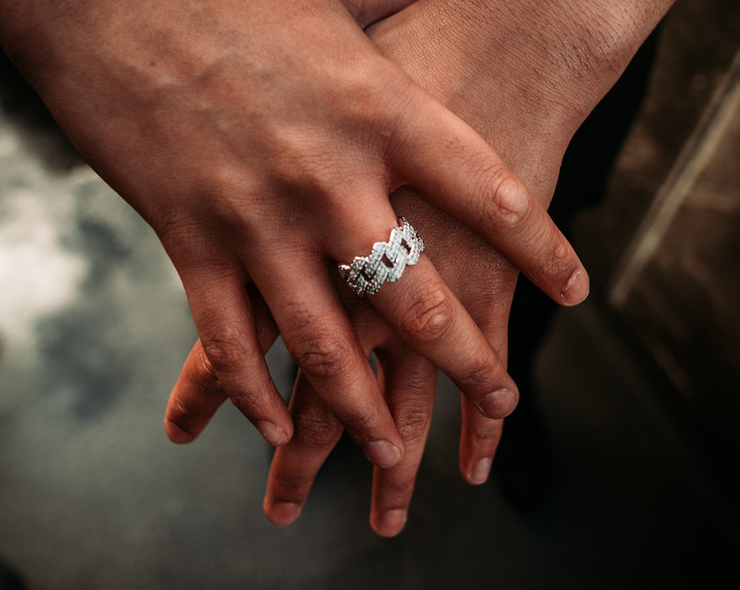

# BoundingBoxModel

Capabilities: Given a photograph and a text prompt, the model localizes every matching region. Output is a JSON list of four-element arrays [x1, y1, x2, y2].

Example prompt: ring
[[338, 217, 424, 297]]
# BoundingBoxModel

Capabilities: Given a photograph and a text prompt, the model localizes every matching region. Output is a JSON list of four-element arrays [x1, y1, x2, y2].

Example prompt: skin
[[166, 0, 675, 537], [0, 0, 588, 468]]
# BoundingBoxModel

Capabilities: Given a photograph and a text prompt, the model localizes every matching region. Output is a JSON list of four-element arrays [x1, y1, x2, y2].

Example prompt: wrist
[[369, 0, 674, 201], [406, 0, 672, 122]]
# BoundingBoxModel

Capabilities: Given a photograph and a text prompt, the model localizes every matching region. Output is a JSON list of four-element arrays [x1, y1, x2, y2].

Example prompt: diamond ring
[[338, 218, 424, 297]]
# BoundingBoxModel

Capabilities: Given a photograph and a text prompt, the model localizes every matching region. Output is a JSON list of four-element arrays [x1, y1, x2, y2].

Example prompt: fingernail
[[478, 389, 517, 419], [468, 458, 492, 485], [256, 421, 288, 446], [268, 502, 302, 526], [364, 440, 402, 468], [561, 269, 590, 306], [375, 509, 408, 537], [165, 420, 195, 444]]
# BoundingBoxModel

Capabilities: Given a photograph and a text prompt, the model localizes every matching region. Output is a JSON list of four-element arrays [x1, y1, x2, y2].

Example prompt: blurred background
[[1, 1, 739, 588]]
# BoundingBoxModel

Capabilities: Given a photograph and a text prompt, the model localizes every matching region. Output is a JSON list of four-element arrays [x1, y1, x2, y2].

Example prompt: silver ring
[[338, 218, 424, 297]]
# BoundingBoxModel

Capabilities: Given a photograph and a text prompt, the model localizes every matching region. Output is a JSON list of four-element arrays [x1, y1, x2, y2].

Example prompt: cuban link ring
[[338, 218, 425, 297]]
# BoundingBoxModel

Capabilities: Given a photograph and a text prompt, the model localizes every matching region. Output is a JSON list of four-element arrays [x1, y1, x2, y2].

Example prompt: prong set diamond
[[338, 218, 424, 297]]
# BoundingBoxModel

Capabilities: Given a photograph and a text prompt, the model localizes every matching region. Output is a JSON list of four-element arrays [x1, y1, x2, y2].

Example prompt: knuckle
[[228, 390, 263, 418], [484, 173, 534, 231], [398, 283, 455, 344], [266, 128, 343, 194], [470, 422, 503, 446], [156, 217, 232, 271], [201, 329, 249, 375], [340, 413, 377, 442], [294, 408, 342, 449], [281, 300, 358, 381], [193, 345, 221, 389], [271, 469, 311, 497], [381, 477, 415, 499], [155, 213, 201, 249], [394, 408, 430, 442], [456, 359, 500, 396], [290, 335, 353, 380], [546, 235, 576, 278], [157, 168, 253, 242], [335, 59, 410, 121]]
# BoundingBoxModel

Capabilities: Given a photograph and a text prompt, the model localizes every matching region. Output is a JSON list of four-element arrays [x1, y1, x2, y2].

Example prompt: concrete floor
[[1, 103, 738, 589]]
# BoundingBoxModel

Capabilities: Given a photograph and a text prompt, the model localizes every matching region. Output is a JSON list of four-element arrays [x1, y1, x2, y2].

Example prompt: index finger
[[392, 96, 590, 306]]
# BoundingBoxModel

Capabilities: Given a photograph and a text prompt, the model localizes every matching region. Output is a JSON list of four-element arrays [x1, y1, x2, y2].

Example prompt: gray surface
[[0, 106, 738, 589]]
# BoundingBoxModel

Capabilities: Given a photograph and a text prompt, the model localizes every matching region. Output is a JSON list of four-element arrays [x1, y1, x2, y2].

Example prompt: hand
[[163, 0, 672, 535], [261, 0, 674, 534], [166, 213, 517, 535], [0, 0, 588, 464]]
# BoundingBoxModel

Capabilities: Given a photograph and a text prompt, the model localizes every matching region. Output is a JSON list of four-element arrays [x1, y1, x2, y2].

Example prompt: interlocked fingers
[[339, 218, 425, 297]]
